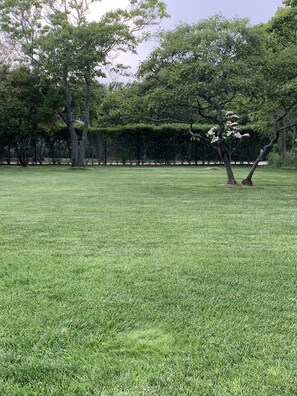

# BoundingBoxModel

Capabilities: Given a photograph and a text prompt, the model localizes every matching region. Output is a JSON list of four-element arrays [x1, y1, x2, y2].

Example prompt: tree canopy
[[0, 0, 168, 167], [138, 15, 265, 184]]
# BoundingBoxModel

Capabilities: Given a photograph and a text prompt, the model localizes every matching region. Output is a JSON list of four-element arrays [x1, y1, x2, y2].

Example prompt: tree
[[98, 81, 150, 126], [0, 66, 59, 166], [267, 0, 297, 45], [0, 0, 168, 167], [241, 1, 297, 184], [138, 15, 263, 185]]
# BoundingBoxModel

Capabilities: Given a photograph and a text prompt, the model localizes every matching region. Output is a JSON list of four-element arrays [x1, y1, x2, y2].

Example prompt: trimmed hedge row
[[86, 124, 267, 165], [0, 124, 267, 165]]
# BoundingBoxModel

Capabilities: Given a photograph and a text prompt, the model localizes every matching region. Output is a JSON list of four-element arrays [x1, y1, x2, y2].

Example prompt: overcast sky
[[90, 0, 283, 25], [160, 0, 283, 27], [89, 0, 284, 80]]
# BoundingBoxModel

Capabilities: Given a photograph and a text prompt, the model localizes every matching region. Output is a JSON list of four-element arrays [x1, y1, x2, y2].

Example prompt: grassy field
[[0, 165, 296, 396]]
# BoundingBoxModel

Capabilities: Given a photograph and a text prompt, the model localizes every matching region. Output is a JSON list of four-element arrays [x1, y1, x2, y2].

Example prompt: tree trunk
[[241, 110, 294, 186], [279, 128, 287, 154], [216, 113, 238, 185], [15, 138, 29, 167], [63, 73, 91, 168], [36, 137, 45, 164], [292, 125, 296, 149], [241, 150, 266, 186], [76, 76, 92, 167], [241, 124, 284, 186], [222, 152, 238, 185], [63, 72, 80, 167]]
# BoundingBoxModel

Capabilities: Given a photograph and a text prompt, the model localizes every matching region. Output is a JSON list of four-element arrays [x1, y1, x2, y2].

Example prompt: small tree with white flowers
[[190, 111, 250, 185]]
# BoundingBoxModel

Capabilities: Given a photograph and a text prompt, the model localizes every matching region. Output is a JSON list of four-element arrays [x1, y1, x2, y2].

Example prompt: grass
[[0, 165, 296, 396]]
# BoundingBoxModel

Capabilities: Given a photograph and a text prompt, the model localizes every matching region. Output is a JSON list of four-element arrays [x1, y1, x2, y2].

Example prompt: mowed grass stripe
[[0, 166, 296, 395]]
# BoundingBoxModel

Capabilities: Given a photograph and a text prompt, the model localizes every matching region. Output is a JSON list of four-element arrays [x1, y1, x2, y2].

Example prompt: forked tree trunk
[[242, 106, 297, 185], [241, 150, 267, 186], [241, 122, 291, 186], [63, 72, 91, 168], [242, 133, 281, 186]]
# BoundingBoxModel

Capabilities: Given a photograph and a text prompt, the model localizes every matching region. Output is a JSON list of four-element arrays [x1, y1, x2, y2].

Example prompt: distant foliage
[[268, 150, 297, 169]]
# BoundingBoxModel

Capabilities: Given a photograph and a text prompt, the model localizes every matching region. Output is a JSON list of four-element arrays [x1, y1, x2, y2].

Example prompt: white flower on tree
[[206, 111, 249, 144], [207, 127, 218, 137], [211, 136, 220, 143]]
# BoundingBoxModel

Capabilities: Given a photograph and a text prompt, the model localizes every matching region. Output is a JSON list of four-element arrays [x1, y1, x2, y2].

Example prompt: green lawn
[[0, 166, 296, 396]]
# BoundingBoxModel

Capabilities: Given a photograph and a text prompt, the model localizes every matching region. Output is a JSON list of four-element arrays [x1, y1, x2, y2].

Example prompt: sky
[[90, 0, 284, 25], [89, 0, 284, 80], [158, 0, 284, 28]]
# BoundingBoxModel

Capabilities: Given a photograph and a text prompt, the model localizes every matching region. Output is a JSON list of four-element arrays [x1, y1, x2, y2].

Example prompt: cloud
[[88, 0, 130, 21]]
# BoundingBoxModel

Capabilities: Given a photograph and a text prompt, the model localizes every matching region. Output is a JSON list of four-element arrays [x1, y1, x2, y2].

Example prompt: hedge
[[86, 124, 267, 165], [0, 123, 267, 165]]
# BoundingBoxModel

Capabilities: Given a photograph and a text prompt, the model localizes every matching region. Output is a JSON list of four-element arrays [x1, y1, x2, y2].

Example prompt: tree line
[[0, 0, 296, 185]]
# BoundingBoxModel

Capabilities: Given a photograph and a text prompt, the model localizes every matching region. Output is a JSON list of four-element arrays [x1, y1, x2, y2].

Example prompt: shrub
[[268, 149, 297, 169]]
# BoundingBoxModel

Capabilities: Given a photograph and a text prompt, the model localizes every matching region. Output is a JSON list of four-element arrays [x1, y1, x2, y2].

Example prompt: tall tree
[[241, 1, 297, 184], [0, 0, 167, 167], [0, 66, 58, 166], [138, 15, 263, 185]]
